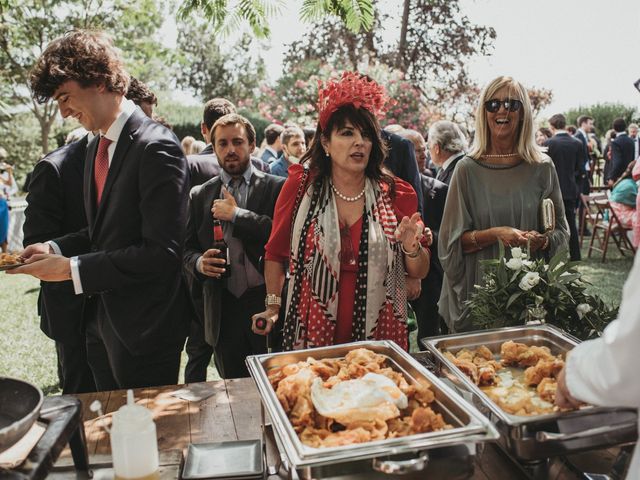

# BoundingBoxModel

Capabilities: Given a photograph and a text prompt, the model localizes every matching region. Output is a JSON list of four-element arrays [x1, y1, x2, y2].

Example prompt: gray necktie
[[224, 178, 249, 298]]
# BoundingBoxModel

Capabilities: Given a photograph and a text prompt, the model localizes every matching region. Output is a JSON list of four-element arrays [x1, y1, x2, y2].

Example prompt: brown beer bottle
[[212, 219, 231, 278]]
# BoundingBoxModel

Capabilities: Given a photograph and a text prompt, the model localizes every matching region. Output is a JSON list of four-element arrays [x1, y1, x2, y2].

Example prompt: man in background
[[260, 124, 283, 163], [545, 114, 583, 261], [269, 126, 306, 178]]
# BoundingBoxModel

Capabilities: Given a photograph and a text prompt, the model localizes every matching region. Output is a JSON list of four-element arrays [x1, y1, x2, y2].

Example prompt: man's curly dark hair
[[30, 30, 129, 104], [126, 77, 157, 106]]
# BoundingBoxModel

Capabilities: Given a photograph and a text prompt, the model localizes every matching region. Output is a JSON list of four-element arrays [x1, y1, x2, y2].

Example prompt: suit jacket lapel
[[93, 110, 145, 230], [245, 169, 266, 213], [202, 178, 222, 246]]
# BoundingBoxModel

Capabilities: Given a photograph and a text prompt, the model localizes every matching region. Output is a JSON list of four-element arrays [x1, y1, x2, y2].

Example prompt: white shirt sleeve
[[47, 241, 62, 255], [69, 256, 83, 295], [566, 252, 640, 409]]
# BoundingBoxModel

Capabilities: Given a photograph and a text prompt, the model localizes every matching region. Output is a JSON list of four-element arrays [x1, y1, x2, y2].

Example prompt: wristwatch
[[265, 294, 282, 308]]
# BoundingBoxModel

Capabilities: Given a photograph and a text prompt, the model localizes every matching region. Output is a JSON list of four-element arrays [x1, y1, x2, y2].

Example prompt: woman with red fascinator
[[251, 72, 431, 351]]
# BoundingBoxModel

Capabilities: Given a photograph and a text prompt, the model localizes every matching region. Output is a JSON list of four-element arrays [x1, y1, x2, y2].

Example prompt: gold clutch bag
[[540, 198, 555, 233]]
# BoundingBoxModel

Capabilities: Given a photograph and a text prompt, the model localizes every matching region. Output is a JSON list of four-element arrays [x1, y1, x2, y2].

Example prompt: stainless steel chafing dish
[[422, 324, 638, 462], [246, 340, 499, 479]]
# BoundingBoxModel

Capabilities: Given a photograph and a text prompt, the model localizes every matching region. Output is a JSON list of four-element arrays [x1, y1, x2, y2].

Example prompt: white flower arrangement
[[466, 245, 617, 340]]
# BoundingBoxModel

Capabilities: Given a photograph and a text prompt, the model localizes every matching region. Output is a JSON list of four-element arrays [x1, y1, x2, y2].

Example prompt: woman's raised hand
[[395, 212, 425, 252]]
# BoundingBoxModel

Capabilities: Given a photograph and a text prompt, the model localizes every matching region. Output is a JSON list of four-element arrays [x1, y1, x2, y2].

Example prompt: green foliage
[[0, 112, 50, 187], [565, 103, 640, 137], [0, 0, 173, 154], [256, 61, 443, 129], [466, 246, 618, 340], [178, 0, 373, 38], [154, 99, 270, 146], [174, 21, 266, 103], [283, 0, 497, 122], [300, 0, 375, 33]]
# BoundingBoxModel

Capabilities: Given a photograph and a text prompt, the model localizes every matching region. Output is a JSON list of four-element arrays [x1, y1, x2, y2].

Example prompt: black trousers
[[85, 300, 182, 391], [184, 318, 214, 383], [410, 272, 444, 350], [214, 287, 269, 379], [55, 340, 96, 394], [564, 199, 581, 261]]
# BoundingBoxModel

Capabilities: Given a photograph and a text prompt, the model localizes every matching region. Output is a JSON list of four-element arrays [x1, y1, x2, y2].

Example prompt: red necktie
[[94, 136, 112, 205]]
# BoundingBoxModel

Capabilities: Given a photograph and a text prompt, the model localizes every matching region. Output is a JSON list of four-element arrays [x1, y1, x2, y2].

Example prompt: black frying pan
[[0, 377, 43, 453]]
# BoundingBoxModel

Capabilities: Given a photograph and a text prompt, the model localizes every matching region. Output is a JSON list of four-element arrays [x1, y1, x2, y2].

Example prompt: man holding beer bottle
[[183, 113, 284, 378]]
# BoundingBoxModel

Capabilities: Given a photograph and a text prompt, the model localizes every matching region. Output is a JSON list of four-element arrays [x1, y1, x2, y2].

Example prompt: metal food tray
[[422, 324, 638, 461], [246, 340, 499, 479]]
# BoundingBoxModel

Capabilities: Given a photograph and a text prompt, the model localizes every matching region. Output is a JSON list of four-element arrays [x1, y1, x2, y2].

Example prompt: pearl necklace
[[481, 152, 519, 158], [330, 182, 365, 202]]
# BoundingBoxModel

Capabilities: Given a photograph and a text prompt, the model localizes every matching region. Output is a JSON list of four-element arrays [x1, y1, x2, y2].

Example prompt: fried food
[[0, 252, 22, 266], [269, 348, 451, 448], [500, 341, 554, 367], [443, 341, 571, 416], [523, 358, 564, 386]]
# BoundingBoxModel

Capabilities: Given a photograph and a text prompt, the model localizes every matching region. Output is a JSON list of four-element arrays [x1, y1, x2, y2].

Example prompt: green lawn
[[1, 243, 635, 393]]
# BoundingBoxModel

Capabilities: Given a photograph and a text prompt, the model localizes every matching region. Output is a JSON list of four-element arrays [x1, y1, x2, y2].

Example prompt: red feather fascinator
[[317, 72, 393, 130]]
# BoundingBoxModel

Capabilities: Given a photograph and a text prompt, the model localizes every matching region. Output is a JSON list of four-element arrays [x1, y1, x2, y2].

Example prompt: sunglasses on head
[[484, 98, 523, 113]]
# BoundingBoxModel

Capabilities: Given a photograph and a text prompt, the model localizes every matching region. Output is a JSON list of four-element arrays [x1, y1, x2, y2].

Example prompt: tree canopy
[[0, 0, 172, 154]]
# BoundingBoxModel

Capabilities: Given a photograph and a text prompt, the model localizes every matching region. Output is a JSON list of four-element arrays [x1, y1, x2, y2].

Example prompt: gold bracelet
[[470, 230, 480, 250], [542, 236, 550, 250], [401, 243, 421, 258]]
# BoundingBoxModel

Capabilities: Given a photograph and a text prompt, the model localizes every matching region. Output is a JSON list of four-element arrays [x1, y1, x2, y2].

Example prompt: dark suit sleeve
[[399, 140, 423, 215], [610, 140, 626, 181], [23, 161, 64, 246], [76, 137, 189, 294], [183, 186, 206, 280], [233, 178, 285, 244]]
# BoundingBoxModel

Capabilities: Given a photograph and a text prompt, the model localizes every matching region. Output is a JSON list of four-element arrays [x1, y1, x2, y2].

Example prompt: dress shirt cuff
[[47, 241, 61, 255], [70, 256, 83, 295], [232, 207, 248, 223], [196, 255, 204, 275]]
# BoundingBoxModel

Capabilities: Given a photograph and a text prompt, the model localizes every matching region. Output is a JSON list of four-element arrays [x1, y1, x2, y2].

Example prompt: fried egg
[[310, 372, 408, 424]]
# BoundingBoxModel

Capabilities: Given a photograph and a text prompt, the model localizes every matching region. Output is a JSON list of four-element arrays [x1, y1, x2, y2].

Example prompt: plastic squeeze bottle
[[110, 390, 160, 480]]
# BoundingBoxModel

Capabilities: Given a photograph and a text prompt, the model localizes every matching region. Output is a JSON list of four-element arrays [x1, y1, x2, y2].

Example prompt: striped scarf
[[281, 172, 407, 350]]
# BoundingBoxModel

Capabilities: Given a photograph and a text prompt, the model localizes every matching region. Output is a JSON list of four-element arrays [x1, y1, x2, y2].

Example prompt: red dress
[[265, 164, 421, 346]]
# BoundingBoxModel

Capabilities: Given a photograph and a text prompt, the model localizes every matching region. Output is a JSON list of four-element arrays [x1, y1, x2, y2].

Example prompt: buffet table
[[45, 378, 627, 480]]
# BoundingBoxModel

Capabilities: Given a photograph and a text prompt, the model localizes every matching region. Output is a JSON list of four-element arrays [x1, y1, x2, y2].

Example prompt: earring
[[325, 151, 330, 157]]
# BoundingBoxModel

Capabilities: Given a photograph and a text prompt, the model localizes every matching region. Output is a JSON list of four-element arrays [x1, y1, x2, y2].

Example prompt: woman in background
[[438, 76, 568, 332]]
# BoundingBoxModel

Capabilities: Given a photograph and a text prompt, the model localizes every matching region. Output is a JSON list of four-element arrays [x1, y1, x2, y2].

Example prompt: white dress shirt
[[50, 98, 137, 294], [566, 251, 640, 479]]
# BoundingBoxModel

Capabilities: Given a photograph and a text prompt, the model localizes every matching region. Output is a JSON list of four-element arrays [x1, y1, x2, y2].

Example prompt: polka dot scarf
[[281, 171, 408, 351]]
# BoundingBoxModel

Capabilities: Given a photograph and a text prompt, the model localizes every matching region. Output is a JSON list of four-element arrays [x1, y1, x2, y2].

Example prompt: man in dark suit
[[381, 129, 423, 215], [260, 124, 283, 163], [22, 135, 95, 394], [398, 129, 448, 341], [607, 118, 637, 187], [574, 115, 593, 230], [183, 114, 284, 379], [426, 121, 467, 186], [12, 30, 192, 390], [184, 100, 269, 383], [545, 114, 583, 261]]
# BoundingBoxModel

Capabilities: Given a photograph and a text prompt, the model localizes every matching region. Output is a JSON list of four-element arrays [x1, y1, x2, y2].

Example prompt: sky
[[167, 0, 640, 118]]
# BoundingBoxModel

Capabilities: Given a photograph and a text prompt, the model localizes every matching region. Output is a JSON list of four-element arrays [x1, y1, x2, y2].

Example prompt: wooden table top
[[50, 378, 624, 480]]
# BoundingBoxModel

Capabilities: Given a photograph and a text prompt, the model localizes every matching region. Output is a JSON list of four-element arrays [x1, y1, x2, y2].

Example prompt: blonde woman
[[438, 76, 569, 332]]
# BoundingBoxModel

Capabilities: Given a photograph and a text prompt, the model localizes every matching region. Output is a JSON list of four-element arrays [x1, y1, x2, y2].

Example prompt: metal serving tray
[[246, 340, 499, 479], [422, 324, 638, 461]]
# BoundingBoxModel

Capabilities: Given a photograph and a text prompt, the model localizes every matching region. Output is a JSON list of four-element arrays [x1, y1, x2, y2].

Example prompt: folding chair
[[587, 197, 636, 262], [579, 192, 607, 248]]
